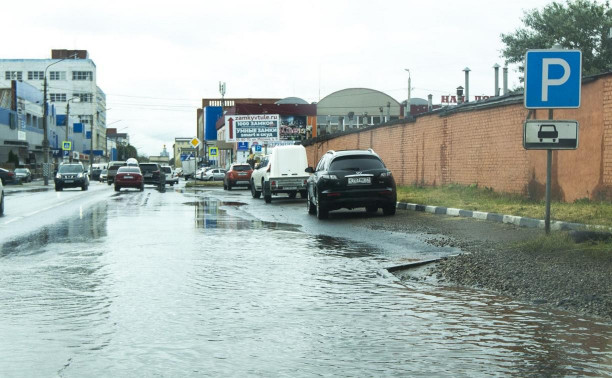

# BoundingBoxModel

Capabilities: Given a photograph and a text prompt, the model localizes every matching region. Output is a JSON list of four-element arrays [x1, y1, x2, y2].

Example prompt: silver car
[[203, 168, 226, 181]]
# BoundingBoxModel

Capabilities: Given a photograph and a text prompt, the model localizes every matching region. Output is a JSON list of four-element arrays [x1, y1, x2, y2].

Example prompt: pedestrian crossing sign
[[62, 141, 72, 151], [209, 147, 218, 157]]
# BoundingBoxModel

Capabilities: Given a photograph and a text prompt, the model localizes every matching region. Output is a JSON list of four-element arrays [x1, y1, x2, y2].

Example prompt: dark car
[[114, 166, 144, 192], [224, 163, 253, 190], [305, 149, 396, 219], [54, 163, 89, 191], [0, 178, 4, 215], [0, 168, 17, 185], [139, 163, 166, 192], [107, 161, 127, 185], [90, 168, 102, 181]]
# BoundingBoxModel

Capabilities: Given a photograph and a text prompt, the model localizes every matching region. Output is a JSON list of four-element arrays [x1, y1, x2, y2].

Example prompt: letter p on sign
[[525, 49, 582, 109]]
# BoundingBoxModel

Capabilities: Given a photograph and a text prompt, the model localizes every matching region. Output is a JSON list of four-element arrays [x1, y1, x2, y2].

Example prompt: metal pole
[[65, 101, 70, 162], [545, 109, 553, 234], [90, 109, 94, 170], [42, 76, 49, 185]]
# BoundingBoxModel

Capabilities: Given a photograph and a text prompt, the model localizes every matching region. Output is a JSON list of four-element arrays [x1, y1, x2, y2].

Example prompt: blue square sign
[[525, 49, 582, 109]]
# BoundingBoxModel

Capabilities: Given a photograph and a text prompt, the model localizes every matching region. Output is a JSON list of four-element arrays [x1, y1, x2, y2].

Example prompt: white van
[[250, 145, 310, 203]]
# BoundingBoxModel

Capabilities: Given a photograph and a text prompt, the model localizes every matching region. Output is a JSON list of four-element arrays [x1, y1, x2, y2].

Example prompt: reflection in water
[[0, 194, 609, 376], [0, 202, 108, 258]]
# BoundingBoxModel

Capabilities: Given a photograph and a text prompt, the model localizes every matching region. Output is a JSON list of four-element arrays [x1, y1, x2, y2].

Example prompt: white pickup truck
[[250, 145, 310, 203]]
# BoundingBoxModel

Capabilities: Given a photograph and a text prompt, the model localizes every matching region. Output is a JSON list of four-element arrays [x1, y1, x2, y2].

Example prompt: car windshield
[[15, 169, 28, 173], [329, 156, 385, 171], [109, 164, 126, 171], [58, 165, 84, 173], [118, 167, 140, 173], [232, 165, 251, 171], [101, 169, 107, 174], [161, 167, 171, 173]]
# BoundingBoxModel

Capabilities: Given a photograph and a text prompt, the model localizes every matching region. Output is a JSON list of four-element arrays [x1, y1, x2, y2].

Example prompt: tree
[[501, 0, 612, 76]]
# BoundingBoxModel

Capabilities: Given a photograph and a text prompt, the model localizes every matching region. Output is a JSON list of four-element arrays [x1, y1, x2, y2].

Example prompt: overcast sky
[[5, 0, 565, 156]]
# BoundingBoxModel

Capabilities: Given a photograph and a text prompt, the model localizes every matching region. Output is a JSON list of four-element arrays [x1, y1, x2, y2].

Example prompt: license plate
[[238, 173, 247, 176], [64, 179, 73, 183], [348, 177, 371, 185], [145, 174, 152, 178], [237, 181, 249, 184], [283, 186, 297, 190], [125, 175, 133, 179]]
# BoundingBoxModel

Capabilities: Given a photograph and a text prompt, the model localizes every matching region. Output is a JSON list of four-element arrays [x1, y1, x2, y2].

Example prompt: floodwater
[[0, 190, 610, 376]]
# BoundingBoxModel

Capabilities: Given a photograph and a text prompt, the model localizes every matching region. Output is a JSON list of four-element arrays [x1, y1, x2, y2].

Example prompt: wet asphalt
[[0, 180, 610, 376]]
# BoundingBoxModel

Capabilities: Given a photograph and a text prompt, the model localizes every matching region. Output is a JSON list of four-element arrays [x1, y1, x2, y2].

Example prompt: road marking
[[3, 216, 23, 225]]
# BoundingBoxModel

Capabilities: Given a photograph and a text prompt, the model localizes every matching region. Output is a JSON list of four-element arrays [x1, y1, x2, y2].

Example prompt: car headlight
[[77, 173, 83, 178], [56, 174, 61, 179], [321, 174, 338, 180]]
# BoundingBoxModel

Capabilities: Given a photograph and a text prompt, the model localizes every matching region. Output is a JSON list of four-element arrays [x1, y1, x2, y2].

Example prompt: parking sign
[[525, 49, 582, 109]]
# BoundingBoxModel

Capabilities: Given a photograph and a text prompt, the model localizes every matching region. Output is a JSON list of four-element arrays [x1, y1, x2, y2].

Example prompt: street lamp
[[41, 53, 77, 185], [404, 68, 411, 118]]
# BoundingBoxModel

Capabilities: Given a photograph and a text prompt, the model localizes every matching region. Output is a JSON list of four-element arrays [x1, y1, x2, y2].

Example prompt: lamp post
[[404, 68, 411, 118], [41, 54, 77, 185], [64, 96, 80, 162]]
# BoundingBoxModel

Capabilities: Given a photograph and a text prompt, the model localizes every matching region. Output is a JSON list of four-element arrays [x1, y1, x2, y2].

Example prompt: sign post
[[524, 49, 581, 234]]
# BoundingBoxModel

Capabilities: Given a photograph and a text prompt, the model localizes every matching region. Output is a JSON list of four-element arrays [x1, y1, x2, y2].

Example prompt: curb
[[396, 201, 606, 232]]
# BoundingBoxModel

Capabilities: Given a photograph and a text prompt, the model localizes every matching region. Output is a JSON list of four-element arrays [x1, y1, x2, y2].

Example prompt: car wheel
[[383, 203, 396, 216], [288, 192, 297, 199], [366, 205, 378, 213], [227, 183, 232, 190], [307, 190, 316, 215], [250, 179, 261, 199], [107, 181, 112, 186], [115, 185, 120, 192], [82, 185, 88, 191], [140, 184, 144, 192], [0, 193, 4, 216], [316, 192, 328, 219], [55, 185, 62, 192], [223, 182, 227, 190], [208, 176, 213, 181], [300, 190, 307, 198]]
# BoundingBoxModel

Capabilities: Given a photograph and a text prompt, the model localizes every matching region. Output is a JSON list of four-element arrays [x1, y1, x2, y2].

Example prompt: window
[[50, 71, 66, 80], [5, 71, 22, 81], [74, 93, 93, 103], [72, 71, 93, 81], [27, 71, 44, 80], [79, 115, 93, 125], [329, 156, 385, 171], [49, 93, 67, 102]]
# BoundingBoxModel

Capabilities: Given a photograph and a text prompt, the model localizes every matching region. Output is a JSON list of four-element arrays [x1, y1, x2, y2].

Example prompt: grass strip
[[396, 184, 612, 228]]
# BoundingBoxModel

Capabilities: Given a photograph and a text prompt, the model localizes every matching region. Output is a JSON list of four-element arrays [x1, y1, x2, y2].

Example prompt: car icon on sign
[[538, 124, 559, 143]]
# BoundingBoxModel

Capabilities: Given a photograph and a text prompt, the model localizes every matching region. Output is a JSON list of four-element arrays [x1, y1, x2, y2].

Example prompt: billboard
[[204, 106, 222, 141], [280, 115, 307, 141], [225, 114, 279, 142]]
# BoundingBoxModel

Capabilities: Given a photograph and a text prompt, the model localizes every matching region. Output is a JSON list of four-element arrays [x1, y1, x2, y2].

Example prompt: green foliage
[[501, 0, 612, 76], [7, 150, 19, 165]]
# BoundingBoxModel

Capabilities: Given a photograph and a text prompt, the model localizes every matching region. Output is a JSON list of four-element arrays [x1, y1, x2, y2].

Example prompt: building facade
[[0, 49, 107, 163]]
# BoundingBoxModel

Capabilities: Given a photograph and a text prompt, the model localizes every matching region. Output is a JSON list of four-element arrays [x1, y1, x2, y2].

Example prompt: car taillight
[[271, 180, 276, 187], [8, 172, 14, 177], [267, 165, 271, 173]]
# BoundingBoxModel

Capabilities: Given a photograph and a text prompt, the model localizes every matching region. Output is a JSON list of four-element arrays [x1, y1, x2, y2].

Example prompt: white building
[[0, 49, 107, 162]]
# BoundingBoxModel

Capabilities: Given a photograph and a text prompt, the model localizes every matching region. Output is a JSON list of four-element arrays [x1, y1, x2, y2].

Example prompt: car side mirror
[[305, 167, 314, 173], [255, 163, 260, 169]]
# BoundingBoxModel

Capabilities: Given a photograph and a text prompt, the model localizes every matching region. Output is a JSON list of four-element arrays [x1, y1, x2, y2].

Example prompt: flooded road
[[0, 187, 610, 376]]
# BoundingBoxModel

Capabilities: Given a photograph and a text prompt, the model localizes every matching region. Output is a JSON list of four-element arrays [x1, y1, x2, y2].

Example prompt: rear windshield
[[139, 164, 158, 172], [232, 165, 251, 171], [108, 163, 126, 172], [161, 167, 172, 173], [329, 156, 385, 171], [58, 165, 84, 173], [118, 167, 141, 173], [15, 168, 28, 173]]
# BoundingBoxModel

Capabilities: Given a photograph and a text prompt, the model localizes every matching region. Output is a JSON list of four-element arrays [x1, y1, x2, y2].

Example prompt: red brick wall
[[305, 73, 612, 202]]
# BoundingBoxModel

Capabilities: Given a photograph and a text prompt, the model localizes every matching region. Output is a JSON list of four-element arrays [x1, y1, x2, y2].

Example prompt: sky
[[3, 0, 567, 156]]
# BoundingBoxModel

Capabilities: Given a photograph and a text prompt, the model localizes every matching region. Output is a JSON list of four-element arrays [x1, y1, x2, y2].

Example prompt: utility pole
[[404, 68, 411, 118]]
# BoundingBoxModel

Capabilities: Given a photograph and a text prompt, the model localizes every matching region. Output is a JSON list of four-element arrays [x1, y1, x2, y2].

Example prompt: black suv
[[139, 163, 166, 192], [54, 163, 89, 191], [107, 162, 126, 185], [305, 149, 396, 219]]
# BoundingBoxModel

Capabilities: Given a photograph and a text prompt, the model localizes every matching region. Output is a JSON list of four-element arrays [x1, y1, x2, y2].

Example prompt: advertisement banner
[[280, 115, 307, 141], [225, 114, 280, 142]]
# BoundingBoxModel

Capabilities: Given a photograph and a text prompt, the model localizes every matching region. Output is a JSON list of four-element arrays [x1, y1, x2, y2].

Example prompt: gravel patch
[[371, 211, 612, 320]]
